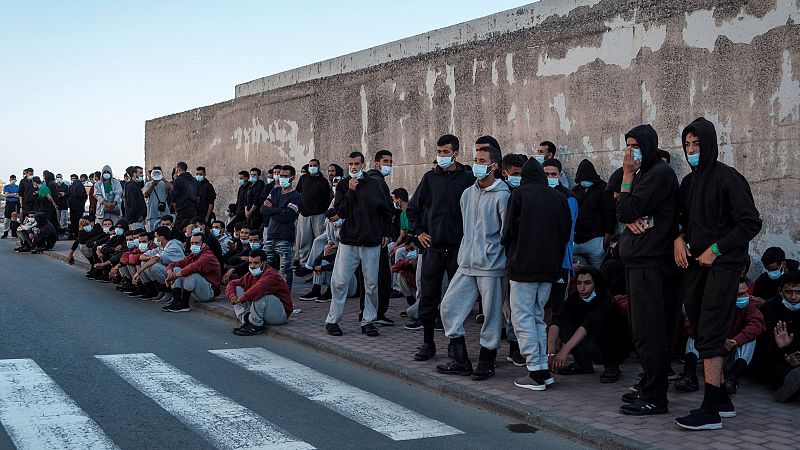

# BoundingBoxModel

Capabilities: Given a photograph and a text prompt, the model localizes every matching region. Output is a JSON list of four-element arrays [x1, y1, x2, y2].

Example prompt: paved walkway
[[46, 241, 798, 449]]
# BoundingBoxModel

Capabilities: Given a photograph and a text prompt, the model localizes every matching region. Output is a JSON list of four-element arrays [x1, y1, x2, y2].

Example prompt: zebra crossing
[[0, 348, 463, 449]]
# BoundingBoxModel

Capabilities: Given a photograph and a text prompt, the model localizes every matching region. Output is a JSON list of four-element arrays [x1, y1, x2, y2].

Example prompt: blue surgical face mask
[[580, 181, 594, 188], [334, 218, 344, 228], [736, 296, 750, 309], [632, 149, 642, 164], [380, 165, 392, 177], [350, 170, 363, 179], [83, 225, 93, 232], [547, 178, 559, 188], [506, 176, 521, 188], [767, 268, 783, 280], [407, 250, 418, 260], [103, 226, 111, 234], [103, 173, 111, 180], [115, 228, 124, 236], [195, 175, 204, 182], [211, 228, 221, 237], [192, 227, 201, 235], [249, 242, 261, 250], [273, 174, 281, 182], [239, 179, 245, 186], [581, 290, 596, 303], [190, 244, 202, 255], [308, 166, 319, 175], [138, 242, 149, 252], [783, 298, 800, 312], [533, 155, 545, 164], [472, 164, 489, 180], [687, 153, 700, 167], [279, 177, 291, 188], [249, 266, 263, 277], [126, 240, 136, 249], [249, 176, 257, 183], [436, 155, 454, 169]]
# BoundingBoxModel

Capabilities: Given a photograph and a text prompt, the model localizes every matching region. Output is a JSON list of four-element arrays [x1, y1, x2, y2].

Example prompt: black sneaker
[[400, 311, 408, 318], [668, 366, 679, 381], [600, 366, 621, 383], [361, 324, 380, 337], [127, 288, 146, 297], [506, 351, 526, 367], [436, 359, 473, 376], [374, 316, 394, 326], [514, 374, 546, 391], [675, 409, 722, 430], [0, 232, 6, 239], [414, 343, 436, 361], [325, 323, 343, 336], [724, 375, 738, 395], [558, 363, 595, 375], [619, 399, 668, 416], [299, 287, 320, 301], [295, 266, 313, 277], [315, 289, 332, 303], [471, 361, 495, 381], [675, 372, 700, 392], [234, 322, 265, 336], [389, 289, 404, 298], [434, 319, 444, 331], [621, 392, 641, 403], [404, 320, 423, 330], [163, 303, 190, 313]]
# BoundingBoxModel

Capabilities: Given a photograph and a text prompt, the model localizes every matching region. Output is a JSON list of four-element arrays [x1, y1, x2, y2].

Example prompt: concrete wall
[[145, 0, 800, 266]]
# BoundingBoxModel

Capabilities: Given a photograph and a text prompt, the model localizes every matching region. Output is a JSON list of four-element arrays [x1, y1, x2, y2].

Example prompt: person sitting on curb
[[225, 250, 294, 336], [134, 226, 187, 304], [164, 233, 221, 313]]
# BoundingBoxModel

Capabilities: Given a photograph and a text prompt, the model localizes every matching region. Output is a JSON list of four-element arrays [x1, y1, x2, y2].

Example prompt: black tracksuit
[[197, 179, 217, 223], [124, 180, 147, 225], [333, 175, 392, 247], [245, 180, 266, 230], [406, 163, 474, 339], [297, 174, 332, 217], [572, 160, 616, 244], [171, 172, 199, 225], [616, 124, 682, 406], [19, 178, 36, 215], [358, 169, 395, 319], [678, 117, 762, 359], [67, 181, 88, 237]]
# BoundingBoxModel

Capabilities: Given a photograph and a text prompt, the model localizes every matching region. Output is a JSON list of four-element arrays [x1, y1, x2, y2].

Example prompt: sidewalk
[[46, 241, 797, 450]]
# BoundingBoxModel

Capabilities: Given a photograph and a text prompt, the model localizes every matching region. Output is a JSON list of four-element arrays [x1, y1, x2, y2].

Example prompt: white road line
[[95, 353, 313, 450], [0, 358, 118, 450], [210, 347, 463, 441]]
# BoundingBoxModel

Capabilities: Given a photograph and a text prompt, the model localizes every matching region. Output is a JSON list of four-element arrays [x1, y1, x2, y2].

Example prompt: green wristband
[[711, 243, 721, 255], [621, 183, 632, 189]]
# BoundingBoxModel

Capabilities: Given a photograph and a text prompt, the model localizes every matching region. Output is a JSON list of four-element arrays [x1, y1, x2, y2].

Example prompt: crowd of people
[[3, 117, 799, 432]]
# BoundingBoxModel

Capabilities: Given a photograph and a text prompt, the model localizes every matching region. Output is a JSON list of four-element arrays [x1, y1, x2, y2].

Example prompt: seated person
[[188, 216, 223, 269], [210, 220, 233, 256], [124, 231, 159, 298], [66, 216, 106, 265], [116, 231, 143, 292], [8, 211, 19, 238], [164, 233, 221, 312], [135, 226, 187, 304], [675, 277, 765, 395], [300, 209, 341, 301], [14, 211, 38, 252], [222, 230, 262, 284], [226, 249, 294, 336], [547, 266, 629, 383], [91, 218, 130, 281], [84, 218, 116, 279], [27, 212, 57, 254], [391, 236, 419, 307], [752, 247, 788, 300], [752, 270, 800, 402], [224, 225, 252, 267]]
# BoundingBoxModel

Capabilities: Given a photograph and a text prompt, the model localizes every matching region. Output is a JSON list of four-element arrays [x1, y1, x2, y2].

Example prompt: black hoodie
[[33, 212, 57, 249], [616, 124, 679, 268], [406, 162, 475, 249], [501, 158, 572, 282], [124, 180, 147, 223], [678, 117, 762, 268], [296, 172, 333, 216], [572, 160, 616, 244], [334, 174, 393, 247]]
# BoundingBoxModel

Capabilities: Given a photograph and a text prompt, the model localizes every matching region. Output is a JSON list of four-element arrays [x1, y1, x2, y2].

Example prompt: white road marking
[[0, 358, 118, 450], [210, 347, 463, 441], [96, 353, 313, 450]]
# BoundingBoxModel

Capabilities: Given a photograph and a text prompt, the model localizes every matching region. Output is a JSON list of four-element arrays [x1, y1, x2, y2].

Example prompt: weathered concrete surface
[[145, 0, 800, 266]]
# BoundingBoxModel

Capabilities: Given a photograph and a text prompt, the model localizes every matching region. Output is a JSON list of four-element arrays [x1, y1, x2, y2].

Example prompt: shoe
[[295, 266, 313, 277], [471, 347, 497, 381], [389, 289, 404, 298], [621, 392, 641, 404], [724, 376, 738, 395], [675, 372, 700, 392], [1, 232, 6, 239], [475, 313, 485, 324], [154, 291, 166, 301], [361, 324, 380, 337], [690, 400, 736, 419], [127, 288, 146, 297], [434, 320, 444, 331], [619, 400, 668, 416], [404, 320, 423, 330], [668, 366, 679, 382], [775, 367, 800, 403], [374, 316, 395, 326], [514, 374, 546, 391], [600, 366, 621, 383], [299, 286, 320, 301], [163, 303, 190, 313], [414, 343, 436, 361], [233, 322, 265, 336], [558, 363, 595, 375], [315, 289, 332, 302], [326, 323, 343, 336], [159, 293, 173, 304], [436, 337, 472, 375], [506, 352, 526, 367], [675, 409, 722, 430], [400, 311, 408, 318], [140, 288, 160, 300], [122, 284, 138, 293]]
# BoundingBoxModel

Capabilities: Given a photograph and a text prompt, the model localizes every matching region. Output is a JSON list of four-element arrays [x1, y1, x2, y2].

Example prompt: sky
[[0, 0, 527, 182]]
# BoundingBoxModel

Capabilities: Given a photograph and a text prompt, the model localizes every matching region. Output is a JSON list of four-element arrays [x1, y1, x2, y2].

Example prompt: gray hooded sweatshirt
[[456, 178, 510, 277], [93, 165, 123, 218]]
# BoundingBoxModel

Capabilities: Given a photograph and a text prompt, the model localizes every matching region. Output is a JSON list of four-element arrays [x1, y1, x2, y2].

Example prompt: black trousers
[[419, 247, 458, 341], [626, 264, 683, 405], [175, 208, 198, 228], [68, 206, 83, 236], [547, 268, 571, 313], [558, 312, 631, 369], [684, 265, 740, 359], [360, 246, 391, 317]]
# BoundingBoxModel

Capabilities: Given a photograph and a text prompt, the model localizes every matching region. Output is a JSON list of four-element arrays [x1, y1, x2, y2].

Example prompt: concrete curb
[[47, 249, 651, 450]]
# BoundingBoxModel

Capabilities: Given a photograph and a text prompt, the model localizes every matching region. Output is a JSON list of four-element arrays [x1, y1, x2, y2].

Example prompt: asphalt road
[[0, 240, 588, 450]]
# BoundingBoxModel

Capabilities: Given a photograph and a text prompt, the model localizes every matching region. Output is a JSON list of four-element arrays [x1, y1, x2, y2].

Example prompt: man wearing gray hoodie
[[93, 165, 123, 224], [436, 146, 510, 381]]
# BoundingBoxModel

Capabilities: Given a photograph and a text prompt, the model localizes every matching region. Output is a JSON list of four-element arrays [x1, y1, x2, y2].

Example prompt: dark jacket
[[124, 180, 147, 223], [260, 187, 301, 242], [235, 181, 251, 216], [501, 158, 572, 283], [753, 272, 782, 300], [197, 178, 217, 220], [171, 172, 198, 215], [553, 289, 617, 336], [54, 182, 69, 209], [753, 295, 800, 385], [616, 124, 679, 268], [406, 163, 475, 249], [71, 223, 106, 251], [19, 177, 36, 210], [572, 160, 616, 244], [33, 212, 57, 249], [245, 179, 267, 210], [334, 174, 393, 247], [67, 180, 88, 210], [678, 117, 762, 269], [296, 173, 332, 216]]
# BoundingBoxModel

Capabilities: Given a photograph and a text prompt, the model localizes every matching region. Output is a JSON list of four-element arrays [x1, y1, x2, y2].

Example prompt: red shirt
[[167, 249, 222, 296], [225, 266, 293, 317]]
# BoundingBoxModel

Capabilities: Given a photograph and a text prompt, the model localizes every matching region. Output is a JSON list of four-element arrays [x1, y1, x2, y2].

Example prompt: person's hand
[[625, 219, 647, 235], [228, 295, 238, 305], [58, 192, 65, 197], [263, 199, 272, 208], [348, 178, 358, 191], [724, 339, 738, 351], [323, 243, 335, 256], [227, 240, 236, 250], [389, 247, 397, 258], [697, 246, 718, 267], [549, 350, 568, 373], [674, 235, 691, 268], [66, 251, 75, 265], [750, 295, 766, 306], [775, 321, 794, 349], [109, 267, 119, 277], [222, 269, 233, 284], [381, 237, 390, 247], [622, 146, 641, 177], [132, 273, 140, 284], [786, 351, 800, 367], [417, 232, 432, 248], [314, 265, 322, 274]]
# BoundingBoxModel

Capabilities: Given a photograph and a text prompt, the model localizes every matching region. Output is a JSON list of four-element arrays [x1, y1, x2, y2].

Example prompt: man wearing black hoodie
[[67, 174, 88, 239], [572, 160, 616, 268], [171, 162, 198, 225], [18, 168, 36, 217], [124, 166, 147, 230], [244, 168, 266, 230], [325, 152, 393, 337], [28, 212, 57, 254], [616, 124, 682, 416], [295, 159, 332, 270], [673, 117, 762, 430], [406, 134, 475, 360], [502, 158, 572, 391]]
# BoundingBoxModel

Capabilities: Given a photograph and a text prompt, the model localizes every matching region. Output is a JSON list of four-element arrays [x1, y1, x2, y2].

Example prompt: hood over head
[[624, 124, 660, 172], [681, 117, 718, 173], [101, 165, 113, 177], [115, 217, 130, 231], [521, 157, 547, 186], [574, 159, 601, 183], [42, 170, 55, 182], [34, 212, 49, 227]]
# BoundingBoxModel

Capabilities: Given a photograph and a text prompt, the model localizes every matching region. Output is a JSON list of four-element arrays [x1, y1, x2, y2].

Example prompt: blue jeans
[[266, 239, 294, 290]]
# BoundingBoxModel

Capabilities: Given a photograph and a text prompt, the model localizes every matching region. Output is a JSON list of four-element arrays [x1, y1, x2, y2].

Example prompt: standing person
[[295, 159, 332, 270], [363, 150, 396, 325], [18, 168, 36, 218], [2, 174, 20, 239], [124, 166, 147, 230], [324, 151, 393, 337], [87, 171, 100, 222], [673, 117, 762, 430], [33, 175, 58, 230], [533, 141, 570, 188], [616, 124, 682, 416], [195, 166, 217, 225], [260, 165, 301, 289], [244, 167, 266, 230], [67, 174, 87, 239], [502, 158, 572, 391], [543, 159, 578, 313], [42, 171, 60, 234], [572, 159, 616, 268], [225, 170, 251, 232], [436, 146, 509, 380], [406, 134, 475, 360], [53, 174, 70, 233], [170, 162, 198, 225], [143, 167, 172, 231], [93, 165, 123, 224]]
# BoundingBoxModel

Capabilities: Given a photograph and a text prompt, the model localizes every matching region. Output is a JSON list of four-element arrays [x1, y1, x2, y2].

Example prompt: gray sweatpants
[[326, 244, 380, 326], [232, 286, 288, 326], [440, 272, 505, 350], [172, 268, 215, 302], [296, 213, 326, 266], [510, 281, 552, 372], [502, 279, 517, 342], [304, 233, 329, 270], [143, 263, 168, 284]]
